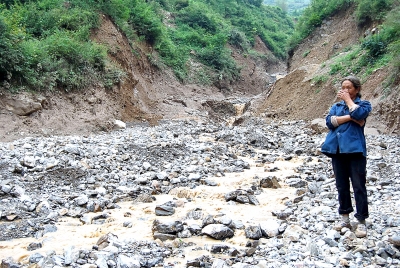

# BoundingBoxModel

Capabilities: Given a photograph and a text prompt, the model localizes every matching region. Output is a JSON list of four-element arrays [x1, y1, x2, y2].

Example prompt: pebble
[[0, 119, 399, 267]]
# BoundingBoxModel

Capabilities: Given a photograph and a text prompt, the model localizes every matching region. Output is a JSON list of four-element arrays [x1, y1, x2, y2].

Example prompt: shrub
[[228, 28, 250, 51], [175, 0, 189, 10], [129, 2, 164, 45], [361, 34, 387, 60], [1, 0, 295, 90], [20, 2, 99, 38], [176, 3, 219, 34], [0, 15, 26, 82], [330, 62, 343, 75], [312, 74, 328, 85], [382, 5, 400, 82], [197, 44, 240, 82], [355, 0, 393, 26], [100, 0, 131, 22], [16, 31, 107, 91]]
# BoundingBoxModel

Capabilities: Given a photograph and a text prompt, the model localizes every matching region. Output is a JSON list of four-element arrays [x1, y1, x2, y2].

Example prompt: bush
[[129, 2, 164, 45], [228, 28, 250, 51], [382, 5, 400, 82], [0, 15, 26, 82], [197, 43, 240, 82], [176, 3, 219, 34], [355, 0, 393, 26], [16, 31, 108, 91], [175, 0, 189, 10], [1, 0, 295, 90], [312, 74, 328, 85], [99, 0, 131, 22], [362, 34, 387, 59], [20, 2, 99, 38]]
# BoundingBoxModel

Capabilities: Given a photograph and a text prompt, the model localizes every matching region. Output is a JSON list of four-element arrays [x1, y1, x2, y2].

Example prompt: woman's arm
[[338, 89, 372, 120], [336, 115, 365, 127]]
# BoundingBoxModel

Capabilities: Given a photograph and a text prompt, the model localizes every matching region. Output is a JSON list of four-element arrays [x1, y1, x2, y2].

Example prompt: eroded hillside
[[0, 13, 286, 141], [0, 6, 399, 141], [252, 6, 399, 134]]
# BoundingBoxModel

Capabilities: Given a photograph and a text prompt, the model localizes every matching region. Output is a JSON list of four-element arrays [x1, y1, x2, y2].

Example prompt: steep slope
[[0, 14, 285, 141], [252, 6, 399, 134]]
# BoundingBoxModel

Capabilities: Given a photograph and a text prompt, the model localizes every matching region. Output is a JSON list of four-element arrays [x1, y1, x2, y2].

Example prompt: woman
[[321, 75, 372, 238]]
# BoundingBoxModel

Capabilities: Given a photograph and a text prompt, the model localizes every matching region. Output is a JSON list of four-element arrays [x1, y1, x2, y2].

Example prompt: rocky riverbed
[[1, 118, 400, 268]]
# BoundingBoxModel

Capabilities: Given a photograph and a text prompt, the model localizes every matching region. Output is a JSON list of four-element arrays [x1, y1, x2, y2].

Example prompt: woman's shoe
[[333, 221, 351, 231]]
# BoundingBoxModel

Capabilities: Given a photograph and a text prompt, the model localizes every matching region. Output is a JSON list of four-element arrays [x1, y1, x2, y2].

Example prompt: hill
[[0, 1, 399, 141], [251, 4, 400, 134], [0, 11, 285, 141]]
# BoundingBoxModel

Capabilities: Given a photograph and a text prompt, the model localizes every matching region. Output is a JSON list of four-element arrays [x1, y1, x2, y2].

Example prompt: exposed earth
[[0, 8, 399, 142]]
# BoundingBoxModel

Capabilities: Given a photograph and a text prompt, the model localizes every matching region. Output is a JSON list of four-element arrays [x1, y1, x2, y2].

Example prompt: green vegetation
[[264, 0, 310, 15], [0, 0, 294, 92], [288, 0, 352, 50], [288, 0, 395, 50], [1, 0, 399, 93], [355, 0, 393, 26], [302, 49, 310, 58], [290, 0, 399, 89], [0, 1, 107, 92], [312, 74, 328, 85], [327, 3, 400, 85]]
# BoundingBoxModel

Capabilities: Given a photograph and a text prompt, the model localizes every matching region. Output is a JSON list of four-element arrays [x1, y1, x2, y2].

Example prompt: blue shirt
[[321, 97, 372, 157]]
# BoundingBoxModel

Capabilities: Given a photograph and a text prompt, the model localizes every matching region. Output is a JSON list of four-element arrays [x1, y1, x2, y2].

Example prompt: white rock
[[114, 120, 126, 129], [260, 219, 280, 237]]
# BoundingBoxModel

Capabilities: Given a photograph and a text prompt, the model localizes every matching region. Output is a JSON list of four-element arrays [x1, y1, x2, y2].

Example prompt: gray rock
[[29, 253, 44, 264], [153, 232, 177, 241], [64, 144, 81, 155], [22, 156, 36, 168], [74, 194, 89, 206], [245, 225, 262, 239], [389, 235, 400, 246], [202, 224, 234, 240], [27, 242, 42, 251], [64, 245, 79, 265], [155, 205, 175, 216], [152, 220, 183, 234]]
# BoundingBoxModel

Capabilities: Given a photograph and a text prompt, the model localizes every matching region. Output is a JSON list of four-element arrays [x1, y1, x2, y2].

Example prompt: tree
[[276, 0, 288, 12], [246, 0, 263, 7]]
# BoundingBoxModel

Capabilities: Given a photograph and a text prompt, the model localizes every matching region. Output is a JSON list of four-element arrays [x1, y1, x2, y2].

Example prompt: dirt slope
[[287, 7, 361, 72], [252, 6, 399, 134], [0, 14, 285, 142], [0, 8, 399, 141]]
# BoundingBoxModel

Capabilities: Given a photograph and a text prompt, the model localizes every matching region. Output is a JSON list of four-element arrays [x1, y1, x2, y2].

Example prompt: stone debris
[[0, 118, 399, 267]]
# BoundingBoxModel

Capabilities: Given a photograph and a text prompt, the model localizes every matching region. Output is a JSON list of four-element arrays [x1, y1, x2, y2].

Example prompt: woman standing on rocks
[[321, 75, 372, 238]]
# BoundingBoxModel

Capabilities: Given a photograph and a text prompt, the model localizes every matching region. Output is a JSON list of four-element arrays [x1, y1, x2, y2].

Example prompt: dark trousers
[[331, 153, 369, 221]]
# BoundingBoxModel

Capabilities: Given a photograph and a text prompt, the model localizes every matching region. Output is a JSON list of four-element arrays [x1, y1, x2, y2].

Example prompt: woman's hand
[[337, 89, 351, 101], [352, 118, 365, 127], [338, 89, 357, 110]]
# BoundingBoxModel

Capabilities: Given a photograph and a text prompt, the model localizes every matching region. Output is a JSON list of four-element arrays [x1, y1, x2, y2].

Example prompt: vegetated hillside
[[252, 4, 400, 135], [0, 0, 294, 91], [0, 11, 285, 141], [0, 0, 399, 141], [0, 0, 293, 141]]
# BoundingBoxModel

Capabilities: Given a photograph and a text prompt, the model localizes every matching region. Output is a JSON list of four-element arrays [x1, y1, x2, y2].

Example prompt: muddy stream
[[0, 149, 313, 266]]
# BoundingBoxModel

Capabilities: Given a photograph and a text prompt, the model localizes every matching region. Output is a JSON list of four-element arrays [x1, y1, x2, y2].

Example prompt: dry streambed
[[1, 119, 400, 267]]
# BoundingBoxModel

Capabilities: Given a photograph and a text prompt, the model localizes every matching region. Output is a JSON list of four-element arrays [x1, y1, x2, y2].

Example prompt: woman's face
[[341, 80, 359, 100]]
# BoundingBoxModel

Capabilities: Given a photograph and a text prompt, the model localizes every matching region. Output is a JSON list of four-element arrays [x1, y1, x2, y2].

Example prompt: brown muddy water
[[1, 151, 312, 266]]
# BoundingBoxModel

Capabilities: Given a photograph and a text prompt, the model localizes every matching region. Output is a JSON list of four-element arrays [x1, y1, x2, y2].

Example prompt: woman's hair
[[342, 75, 362, 97]]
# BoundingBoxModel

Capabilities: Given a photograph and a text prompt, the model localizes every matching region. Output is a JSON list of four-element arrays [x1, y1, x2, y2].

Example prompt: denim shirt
[[321, 97, 372, 157]]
